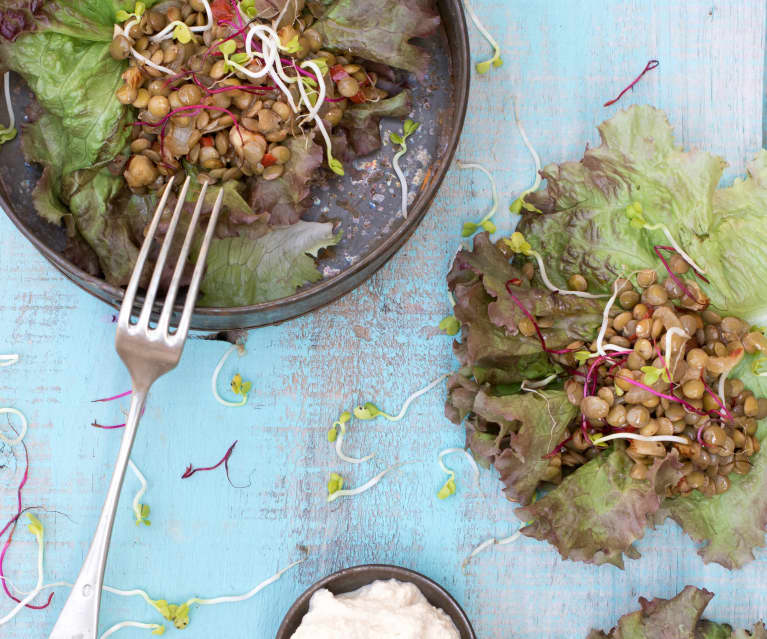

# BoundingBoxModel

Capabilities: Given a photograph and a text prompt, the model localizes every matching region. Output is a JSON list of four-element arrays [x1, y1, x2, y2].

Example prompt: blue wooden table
[[2, 1, 767, 637]]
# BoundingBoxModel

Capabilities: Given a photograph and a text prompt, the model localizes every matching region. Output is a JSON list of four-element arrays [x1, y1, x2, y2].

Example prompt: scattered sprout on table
[[509, 98, 542, 214], [438, 315, 461, 336], [0, 515, 48, 625], [457, 161, 499, 237], [436, 448, 480, 499], [101, 620, 165, 638], [353, 374, 450, 423], [327, 462, 413, 503], [129, 460, 151, 526], [329, 411, 373, 464], [211, 344, 252, 407], [461, 0, 503, 74]]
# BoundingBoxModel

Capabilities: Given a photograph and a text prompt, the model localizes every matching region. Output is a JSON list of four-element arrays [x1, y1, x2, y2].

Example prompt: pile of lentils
[[539, 261, 767, 497], [110, 1, 391, 192]]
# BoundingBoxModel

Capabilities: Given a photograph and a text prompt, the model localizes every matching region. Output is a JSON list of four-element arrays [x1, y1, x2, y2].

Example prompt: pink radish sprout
[[181, 441, 239, 487], [92, 390, 132, 403]]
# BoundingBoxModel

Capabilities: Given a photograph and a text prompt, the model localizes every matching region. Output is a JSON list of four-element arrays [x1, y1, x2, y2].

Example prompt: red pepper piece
[[261, 153, 277, 167]]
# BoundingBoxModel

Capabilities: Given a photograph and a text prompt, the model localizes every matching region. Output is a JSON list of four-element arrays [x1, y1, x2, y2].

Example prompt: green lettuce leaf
[[314, 0, 440, 79], [517, 105, 767, 323], [199, 221, 340, 307], [3, 31, 130, 175], [517, 445, 683, 568], [465, 389, 577, 505]]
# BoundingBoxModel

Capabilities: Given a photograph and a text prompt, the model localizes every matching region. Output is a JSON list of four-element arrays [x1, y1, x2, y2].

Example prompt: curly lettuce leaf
[[199, 221, 340, 307], [314, 0, 439, 80], [340, 90, 412, 156], [448, 233, 602, 383], [589, 586, 713, 639], [466, 389, 577, 505], [517, 105, 767, 324], [517, 445, 683, 567]]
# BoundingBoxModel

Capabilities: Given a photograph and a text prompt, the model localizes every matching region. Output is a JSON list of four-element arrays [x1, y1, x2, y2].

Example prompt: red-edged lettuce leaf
[[589, 586, 713, 639], [517, 445, 683, 568], [340, 90, 412, 156], [588, 587, 767, 639], [517, 105, 767, 325], [465, 389, 576, 505], [249, 135, 323, 226], [448, 233, 602, 384], [314, 0, 439, 80], [652, 355, 767, 569]]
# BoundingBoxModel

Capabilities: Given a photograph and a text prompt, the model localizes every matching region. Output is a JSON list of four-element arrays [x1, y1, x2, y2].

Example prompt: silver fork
[[49, 176, 224, 639]]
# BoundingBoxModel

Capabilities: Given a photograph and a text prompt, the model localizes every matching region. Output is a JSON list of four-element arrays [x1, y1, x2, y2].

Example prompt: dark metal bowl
[[275, 564, 476, 639], [0, 1, 469, 330]]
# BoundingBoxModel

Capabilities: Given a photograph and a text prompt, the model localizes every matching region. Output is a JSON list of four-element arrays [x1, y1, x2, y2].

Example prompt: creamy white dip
[[290, 578, 461, 639]]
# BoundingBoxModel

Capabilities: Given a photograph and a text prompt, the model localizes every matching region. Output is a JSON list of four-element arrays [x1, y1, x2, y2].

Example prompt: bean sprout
[[334, 420, 373, 465], [590, 432, 689, 446], [2, 73, 14, 134], [595, 280, 624, 356], [461, 0, 503, 73], [130, 46, 175, 75], [211, 345, 248, 407], [462, 530, 521, 567], [457, 161, 498, 229], [644, 223, 706, 274], [128, 460, 149, 525], [101, 621, 164, 638], [520, 373, 558, 389], [150, 0, 212, 40], [510, 97, 541, 209], [0, 408, 27, 447], [530, 251, 609, 299], [327, 462, 412, 502], [663, 327, 690, 374], [439, 448, 481, 494], [355, 374, 449, 422]]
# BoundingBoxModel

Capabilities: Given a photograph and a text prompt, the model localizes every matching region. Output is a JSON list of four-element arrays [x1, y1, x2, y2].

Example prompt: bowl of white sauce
[[275, 564, 476, 639]]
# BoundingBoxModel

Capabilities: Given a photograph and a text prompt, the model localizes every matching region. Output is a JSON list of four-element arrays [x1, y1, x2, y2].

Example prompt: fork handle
[[49, 389, 148, 639]]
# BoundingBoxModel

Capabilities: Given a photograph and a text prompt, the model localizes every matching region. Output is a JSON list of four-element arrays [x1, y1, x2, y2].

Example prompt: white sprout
[[130, 46, 175, 75], [3, 73, 14, 132], [520, 373, 558, 390], [461, 0, 502, 72], [183, 557, 305, 608], [520, 384, 559, 450], [380, 373, 450, 422], [0, 518, 44, 626], [272, 0, 298, 29], [0, 354, 18, 367], [718, 371, 728, 408], [334, 422, 374, 465], [100, 621, 163, 638], [457, 161, 498, 229], [663, 327, 690, 376], [148, 0, 213, 40], [128, 459, 148, 524], [462, 530, 522, 568], [211, 344, 247, 407], [595, 279, 623, 357], [439, 448, 481, 493], [512, 96, 541, 196], [327, 462, 412, 502], [0, 408, 27, 447], [529, 251, 609, 299], [590, 432, 689, 446], [392, 140, 410, 219], [644, 223, 706, 275]]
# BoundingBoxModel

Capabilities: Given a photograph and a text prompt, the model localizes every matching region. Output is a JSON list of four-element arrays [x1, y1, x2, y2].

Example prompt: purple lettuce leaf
[[340, 90, 412, 156]]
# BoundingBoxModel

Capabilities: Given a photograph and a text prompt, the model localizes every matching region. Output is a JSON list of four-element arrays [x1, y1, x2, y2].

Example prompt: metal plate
[[0, 0, 469, 330]]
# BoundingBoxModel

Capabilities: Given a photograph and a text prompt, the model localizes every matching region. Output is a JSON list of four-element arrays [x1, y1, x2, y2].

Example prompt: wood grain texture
[[1, 1, 766, 638]]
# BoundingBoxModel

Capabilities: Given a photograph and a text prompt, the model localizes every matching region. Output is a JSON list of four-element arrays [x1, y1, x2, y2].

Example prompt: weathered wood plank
[[1, 1, 765, 638]]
